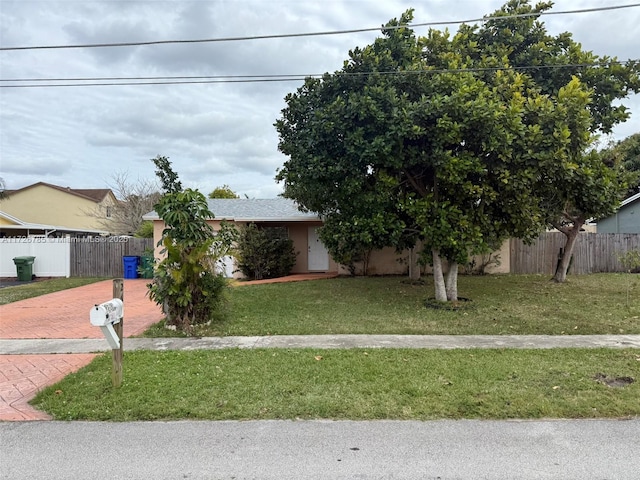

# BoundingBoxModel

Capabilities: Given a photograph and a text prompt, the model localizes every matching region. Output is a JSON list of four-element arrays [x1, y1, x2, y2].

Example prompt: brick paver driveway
[[0, 279, 163, 421]]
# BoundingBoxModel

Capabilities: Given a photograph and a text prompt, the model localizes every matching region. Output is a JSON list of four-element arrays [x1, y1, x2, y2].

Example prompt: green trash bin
[[13, 256, 36, 281], [139, 255, 154, 279]]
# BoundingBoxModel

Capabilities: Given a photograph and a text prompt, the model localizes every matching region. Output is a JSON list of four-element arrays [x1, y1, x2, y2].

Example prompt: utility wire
[[2, 60, 636, 88], [1, 3, 638, 51]]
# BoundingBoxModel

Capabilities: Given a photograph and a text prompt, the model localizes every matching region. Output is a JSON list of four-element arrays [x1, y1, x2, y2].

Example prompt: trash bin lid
[[13, 256, 36, 263]]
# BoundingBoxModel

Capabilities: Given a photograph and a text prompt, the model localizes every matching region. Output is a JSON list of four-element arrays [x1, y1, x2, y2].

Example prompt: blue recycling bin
[[123, 256, 140, 279]]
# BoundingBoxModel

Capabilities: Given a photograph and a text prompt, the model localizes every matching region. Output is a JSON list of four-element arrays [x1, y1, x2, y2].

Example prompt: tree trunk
[[409, 247, 421, 281], [445, 261, 458, 301], [553, 223, 582, 283], [432, 249, 447, 302]]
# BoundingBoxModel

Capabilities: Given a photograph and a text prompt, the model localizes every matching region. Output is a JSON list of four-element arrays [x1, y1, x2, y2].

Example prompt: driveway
[[0, 279, 163, 421], [0, 274, 335, 421]]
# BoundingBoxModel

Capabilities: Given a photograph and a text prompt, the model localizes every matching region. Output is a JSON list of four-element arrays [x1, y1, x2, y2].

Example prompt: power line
[[2, 60, 636, 88], [1, 3, 638, 52]]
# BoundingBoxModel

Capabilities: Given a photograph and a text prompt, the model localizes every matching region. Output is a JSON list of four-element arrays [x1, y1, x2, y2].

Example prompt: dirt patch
[[593, 373, 635, 388], [424, 297, 473, 311], [0, 277, 51, 288]]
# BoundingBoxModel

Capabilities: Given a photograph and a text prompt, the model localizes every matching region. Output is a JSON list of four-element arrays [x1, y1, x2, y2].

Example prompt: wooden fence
[[510, 232, 640, 275], [71, 238, 154, 277]]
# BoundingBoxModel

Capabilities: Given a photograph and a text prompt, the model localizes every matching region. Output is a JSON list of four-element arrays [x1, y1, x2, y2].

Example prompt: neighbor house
[[0, 182, 118, 235], [597, 192, 640, 234], [0, 210, 108, 237], [144, 197, 511, 278]]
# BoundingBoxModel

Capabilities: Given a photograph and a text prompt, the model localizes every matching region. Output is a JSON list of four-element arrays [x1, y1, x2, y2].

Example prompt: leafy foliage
[[276, 7, 592, 301], [147, 156, 236, 333], [209, 184, 240, 199], [601, 133, 640, 198], [134, 220, 154, 238], [235, 223, 296, 280], [454, 0, 640, 283]]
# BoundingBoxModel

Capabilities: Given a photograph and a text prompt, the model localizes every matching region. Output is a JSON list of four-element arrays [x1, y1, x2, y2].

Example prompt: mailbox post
[[89, 279, 124, 388]]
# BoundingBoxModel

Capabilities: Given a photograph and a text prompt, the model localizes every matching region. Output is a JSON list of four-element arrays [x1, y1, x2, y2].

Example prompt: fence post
[[112, 278, 124, 388]]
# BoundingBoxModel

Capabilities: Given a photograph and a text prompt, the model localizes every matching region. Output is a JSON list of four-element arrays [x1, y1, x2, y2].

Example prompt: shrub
[[147, 156, 236, 333], [134, 221, 154, 238], [236, 223, 296, 280]]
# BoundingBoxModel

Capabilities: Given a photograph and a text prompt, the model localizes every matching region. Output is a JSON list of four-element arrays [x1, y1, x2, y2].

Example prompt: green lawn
[[143, 274, 640, 337], [31, 348, 640, 421], [8, 273, 639, 421], [0, 277, 106, 305]]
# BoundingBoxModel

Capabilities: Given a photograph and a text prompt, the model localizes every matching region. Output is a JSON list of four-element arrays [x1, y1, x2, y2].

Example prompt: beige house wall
[[0, 184, 116, 232], [337, 239, 511, 276], [152, 217, 511, 277]]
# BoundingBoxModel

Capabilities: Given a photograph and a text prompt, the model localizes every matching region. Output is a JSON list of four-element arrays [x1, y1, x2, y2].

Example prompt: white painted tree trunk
[[446, 261, 458, 301], [432, 249, 447, 302]]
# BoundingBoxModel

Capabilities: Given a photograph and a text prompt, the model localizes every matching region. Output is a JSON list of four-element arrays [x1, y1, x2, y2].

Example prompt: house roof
[[0, 210, 108, 235], [143, 198, 320, 222], [3, 182, 113, 203], [620, 191, 640, 208]]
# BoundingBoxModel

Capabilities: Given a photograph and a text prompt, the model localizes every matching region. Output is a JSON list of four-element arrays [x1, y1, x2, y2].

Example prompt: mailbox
[[90, 299, 124, 326], [90, 298, 124, 350]]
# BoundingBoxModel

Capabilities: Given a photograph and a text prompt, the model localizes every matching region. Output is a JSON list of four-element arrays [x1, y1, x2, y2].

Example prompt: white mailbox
[[90, 298, 124, 350], [90, 298, 124, 326]]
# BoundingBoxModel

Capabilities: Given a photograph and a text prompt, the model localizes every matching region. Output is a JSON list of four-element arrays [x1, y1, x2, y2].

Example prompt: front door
[[307, 227, 329, 271]]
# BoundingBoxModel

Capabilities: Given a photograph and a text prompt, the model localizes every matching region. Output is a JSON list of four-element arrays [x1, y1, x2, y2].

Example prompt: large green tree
[[277, 1, 640, 294], [276, 9, 590, 301], [461, 0, 640, 283]]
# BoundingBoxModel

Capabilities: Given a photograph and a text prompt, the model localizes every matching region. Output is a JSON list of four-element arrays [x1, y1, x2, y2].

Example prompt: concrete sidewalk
[[2, 334, 640, 354]]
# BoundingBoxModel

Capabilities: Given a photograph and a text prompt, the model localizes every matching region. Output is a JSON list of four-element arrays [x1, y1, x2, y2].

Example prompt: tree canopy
[[601, 133, 640, 199], [276, 1, 639, 298], [209, 185, 240, 199]]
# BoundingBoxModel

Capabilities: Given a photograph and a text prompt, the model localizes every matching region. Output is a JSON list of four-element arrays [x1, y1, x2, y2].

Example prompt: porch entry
[[307, 226, 329, 271]]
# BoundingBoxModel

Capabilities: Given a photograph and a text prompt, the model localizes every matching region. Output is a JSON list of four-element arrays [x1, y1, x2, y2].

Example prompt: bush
[[236, 224, 297, 280], [134, 221, 154, 238], [147, 156, 236, 333]]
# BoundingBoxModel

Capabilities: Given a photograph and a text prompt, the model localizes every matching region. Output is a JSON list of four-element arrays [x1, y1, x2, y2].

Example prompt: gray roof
[[621, 191, 640, 208], [143, 198, 320, 222]]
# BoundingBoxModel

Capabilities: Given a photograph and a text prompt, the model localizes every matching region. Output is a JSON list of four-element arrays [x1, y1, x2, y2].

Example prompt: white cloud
[[1, 0, 638, 198]]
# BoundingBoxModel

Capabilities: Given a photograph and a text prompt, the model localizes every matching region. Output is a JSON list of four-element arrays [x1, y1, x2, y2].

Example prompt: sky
[[1, 0, 639, 199]]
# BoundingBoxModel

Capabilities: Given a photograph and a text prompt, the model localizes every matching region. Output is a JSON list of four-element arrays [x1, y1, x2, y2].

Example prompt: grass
[[31, 348, 640, 421], [142, 274, 640, 337], [0, 277, 106, 305]]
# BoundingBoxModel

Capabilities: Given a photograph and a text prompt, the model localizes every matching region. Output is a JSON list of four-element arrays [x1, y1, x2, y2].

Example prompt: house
[[597, 192, 640, 234], [144, 198, 340, 276], [144, 197, 512, 278], [0, 182, 118, 235]]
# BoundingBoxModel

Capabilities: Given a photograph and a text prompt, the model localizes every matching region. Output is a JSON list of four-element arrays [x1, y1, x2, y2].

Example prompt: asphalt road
[[1, 419, 639, 479]]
